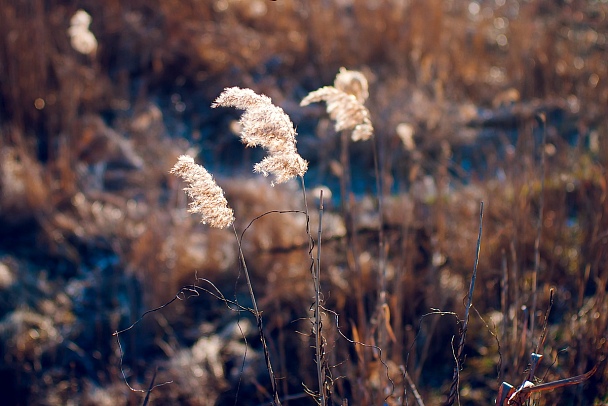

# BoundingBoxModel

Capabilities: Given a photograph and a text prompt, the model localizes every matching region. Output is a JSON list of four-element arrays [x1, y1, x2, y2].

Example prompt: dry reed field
[[0, 0, 607, 405]]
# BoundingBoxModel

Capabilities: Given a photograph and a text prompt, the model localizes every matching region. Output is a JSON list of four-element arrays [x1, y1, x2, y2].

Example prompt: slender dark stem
[[445, 201, 484, 406], [499, 249, 508, 382], [531, 113, 547, 345], [233, 226, 260, 316], [338, 131, 367, 372], [141, 368, 158, 406], [535, 288, 554, 354], [371, 130, 389, 382], [401, 367, 425, 406], [232, 225, 281, 406], [462, 202, 484, 354], [371, 129, 386, 297], [339, 130, 351, 218], [509, 241, 520, 370], [299, 176, 326, 405], [316, 189, 326, 405]]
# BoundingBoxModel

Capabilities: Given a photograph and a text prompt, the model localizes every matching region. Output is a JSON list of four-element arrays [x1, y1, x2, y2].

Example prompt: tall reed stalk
[[302, 68, 374, 357], [170, 85, 307, 403], [445, 202, 484, 406], [530, 113, 547, 347]]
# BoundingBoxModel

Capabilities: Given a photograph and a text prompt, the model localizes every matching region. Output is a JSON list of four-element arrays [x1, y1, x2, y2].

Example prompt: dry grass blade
[[496, 350, 599, 405], [520, 364, 599, 395], [496, 382, 514, 406], [503, 364, 598, 406]]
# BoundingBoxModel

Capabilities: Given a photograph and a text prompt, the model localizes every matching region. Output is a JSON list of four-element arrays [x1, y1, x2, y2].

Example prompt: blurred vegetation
[[0, 0, 607, 405]]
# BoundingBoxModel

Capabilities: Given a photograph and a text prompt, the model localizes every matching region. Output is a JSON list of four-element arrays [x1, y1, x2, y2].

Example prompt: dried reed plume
[[68, 9, 97, 56], [212, 87, 308, 185], [333, 67, 369, 103], [170, 155, 234, 228], [301, 68, 374, 141]]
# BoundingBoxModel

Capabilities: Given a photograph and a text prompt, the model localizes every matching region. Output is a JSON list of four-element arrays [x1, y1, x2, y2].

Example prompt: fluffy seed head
[[170, 155, 234, 228], [334, 67, 369, 103], [301, 68, 373, 141], [212, 87, 308, 185]]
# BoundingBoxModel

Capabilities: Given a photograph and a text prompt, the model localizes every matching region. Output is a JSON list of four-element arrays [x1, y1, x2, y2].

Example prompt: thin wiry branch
[[113, 279, 247, 396], [323, 306, 396, 403], [212, 87, 308, 185], [232, 224, 282, 406]]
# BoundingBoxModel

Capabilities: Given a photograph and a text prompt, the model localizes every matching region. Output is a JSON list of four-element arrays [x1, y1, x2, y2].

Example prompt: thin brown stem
[[445, 201, 484, 406], [339, 130, 367, 365], [371, 129, 388, 364], [300, 176, 327, 405], [316, 189, 326, 405], [531, 113, 547, 346], [402, 367, 425, 406], [499, 249, 508, 382], [232, 225, 281, 406]]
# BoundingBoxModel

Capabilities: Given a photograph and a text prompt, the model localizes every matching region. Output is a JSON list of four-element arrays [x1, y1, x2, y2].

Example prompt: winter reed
[[212, 87, 308, 185], [301, 67, 374, 141], [169, 155, 234, 228]]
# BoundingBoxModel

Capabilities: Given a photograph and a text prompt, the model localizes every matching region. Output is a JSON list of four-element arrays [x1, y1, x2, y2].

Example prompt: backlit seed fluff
[[212, 87, 308, 185], [301, 68, 374, 142], [68, 9, 97, 55], [334, 67, 369, 104], [170, 155, 234, 228]]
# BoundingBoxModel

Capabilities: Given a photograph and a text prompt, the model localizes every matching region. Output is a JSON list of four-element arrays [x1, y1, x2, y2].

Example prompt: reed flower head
[[68, 9, 97, 55], [170, 155, 234, 228], [301, 68, 373, 142], [334, 67, 369, 103], [212, 87, 308, 185]]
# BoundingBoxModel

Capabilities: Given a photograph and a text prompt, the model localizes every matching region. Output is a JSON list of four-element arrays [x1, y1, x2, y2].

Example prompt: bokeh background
[[0, 0, 607, 404]]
